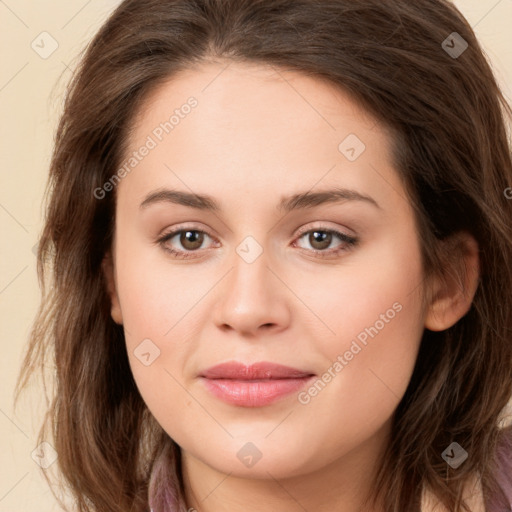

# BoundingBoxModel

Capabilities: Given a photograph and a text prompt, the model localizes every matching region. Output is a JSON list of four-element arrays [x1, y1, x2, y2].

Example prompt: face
[[105, 60, 429, 480]]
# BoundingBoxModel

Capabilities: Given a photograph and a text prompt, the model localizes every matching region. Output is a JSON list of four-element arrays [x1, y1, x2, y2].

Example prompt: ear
[[102, 251, 123, 325], [424, 231, 480, 332]]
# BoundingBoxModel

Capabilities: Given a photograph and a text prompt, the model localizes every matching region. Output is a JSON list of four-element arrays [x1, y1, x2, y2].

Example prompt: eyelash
[[156, 224, 358, 260]]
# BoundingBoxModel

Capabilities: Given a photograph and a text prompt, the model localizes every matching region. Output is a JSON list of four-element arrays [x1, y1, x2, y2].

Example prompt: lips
[[200, 361, 313, 380], [199, 361, 315, 407]]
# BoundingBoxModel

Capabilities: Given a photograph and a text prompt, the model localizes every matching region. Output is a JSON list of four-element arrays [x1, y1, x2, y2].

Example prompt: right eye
[[157, 227, 217, 259]]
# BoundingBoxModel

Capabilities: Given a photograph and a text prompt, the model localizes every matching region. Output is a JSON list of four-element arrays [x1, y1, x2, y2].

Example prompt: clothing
[[421, 427, 512, 512], [483, 425, 512, 512]]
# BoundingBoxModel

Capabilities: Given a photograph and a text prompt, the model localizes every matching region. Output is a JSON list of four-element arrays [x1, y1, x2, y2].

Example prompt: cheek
[[296, 232, 425, 407], [285, 248, 425, 470], [302, 230, 424, 353], [113, 232, 218, 419], [116, 259, 196, 439], [114, 231, 204, 338]]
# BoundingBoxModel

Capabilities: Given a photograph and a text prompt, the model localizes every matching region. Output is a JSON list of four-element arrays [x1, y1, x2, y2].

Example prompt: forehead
[[117, 60, 403, 216], [129, 60, 380, 142]]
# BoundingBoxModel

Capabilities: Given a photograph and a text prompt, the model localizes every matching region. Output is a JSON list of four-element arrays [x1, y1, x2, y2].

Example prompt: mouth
[[199, 361, 316, 407]]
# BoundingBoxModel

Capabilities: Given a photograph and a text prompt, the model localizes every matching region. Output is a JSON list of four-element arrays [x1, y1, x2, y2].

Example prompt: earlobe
[[424, 232, 480, 332], [101, 252, 123, 325]]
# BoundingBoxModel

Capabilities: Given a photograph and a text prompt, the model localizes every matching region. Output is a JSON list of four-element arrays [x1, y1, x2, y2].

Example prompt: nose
[[212, 244, 291, 337]]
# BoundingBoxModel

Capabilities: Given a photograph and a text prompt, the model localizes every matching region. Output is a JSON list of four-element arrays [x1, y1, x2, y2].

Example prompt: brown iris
[[179, 230, 205, 251], [308, 230, 332, 250]]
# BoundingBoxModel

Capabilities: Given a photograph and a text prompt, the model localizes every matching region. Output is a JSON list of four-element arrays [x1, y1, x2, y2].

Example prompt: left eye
[[294, 229, 357, 254], [157, 227, 357, 259]]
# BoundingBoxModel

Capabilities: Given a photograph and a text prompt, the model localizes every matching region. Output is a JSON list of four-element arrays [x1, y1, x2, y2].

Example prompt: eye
[[157, 227, 216, 259], [293, 227, 358, 258]]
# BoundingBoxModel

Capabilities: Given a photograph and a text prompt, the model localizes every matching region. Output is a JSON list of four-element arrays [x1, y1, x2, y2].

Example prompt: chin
[[191, 439, 322, 480]]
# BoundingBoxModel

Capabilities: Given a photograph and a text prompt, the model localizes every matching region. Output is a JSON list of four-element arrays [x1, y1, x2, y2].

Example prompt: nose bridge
[[234, 235, 269, 291], [227, 234, 273, 308], [212, 233, 289, 334]]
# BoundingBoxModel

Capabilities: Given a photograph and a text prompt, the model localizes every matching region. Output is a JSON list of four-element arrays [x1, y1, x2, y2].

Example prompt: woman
[[15, 0, 512, 511]]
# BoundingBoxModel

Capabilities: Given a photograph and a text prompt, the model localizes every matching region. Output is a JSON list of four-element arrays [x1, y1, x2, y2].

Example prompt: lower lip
[[201, 376, 314, 407]]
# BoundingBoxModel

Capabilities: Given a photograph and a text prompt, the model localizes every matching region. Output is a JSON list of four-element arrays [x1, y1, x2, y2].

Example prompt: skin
[[103, 60, 479, 512]]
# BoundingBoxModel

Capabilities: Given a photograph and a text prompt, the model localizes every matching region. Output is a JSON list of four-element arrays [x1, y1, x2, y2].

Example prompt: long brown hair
[[15, 1, 512, 511]]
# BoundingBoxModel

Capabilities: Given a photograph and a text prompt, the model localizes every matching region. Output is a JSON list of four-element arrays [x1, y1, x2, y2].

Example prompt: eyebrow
[[139, 186, 381, 212]]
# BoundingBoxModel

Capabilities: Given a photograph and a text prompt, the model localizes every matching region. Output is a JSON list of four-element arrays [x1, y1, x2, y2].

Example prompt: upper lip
[[200, 361, 315, 380]]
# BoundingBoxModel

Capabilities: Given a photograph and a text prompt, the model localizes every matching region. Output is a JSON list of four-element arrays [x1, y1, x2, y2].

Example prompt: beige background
[[1, 1, 511, 510]]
